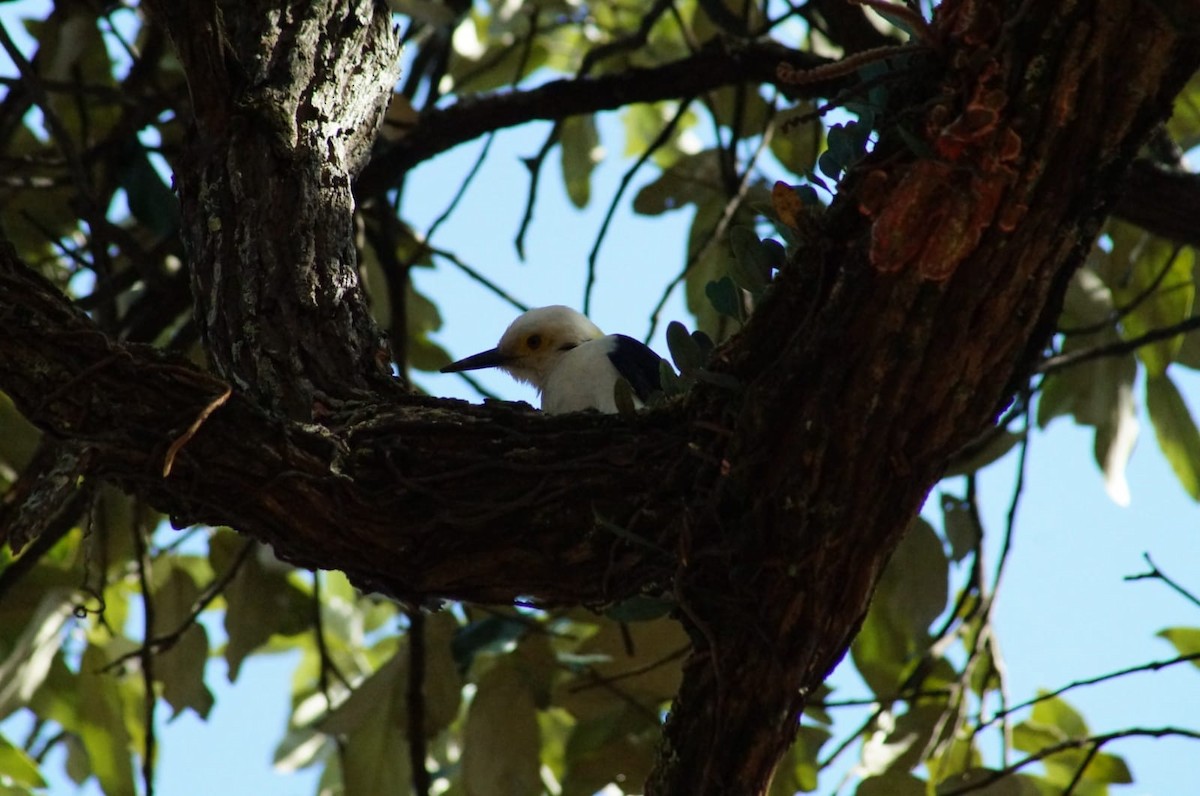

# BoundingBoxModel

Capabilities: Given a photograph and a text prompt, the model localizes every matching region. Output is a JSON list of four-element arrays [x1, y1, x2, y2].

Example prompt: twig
[[513, 122, 562, 260], [1059, 243, 1185, 335], [406, 610, 431, 796], [355, 40, 835, 195], [976, 651, 1200, 731], [1038, 314, 1200, 374], [644, 121, 772, 341], [583, 99, 694, 315], [567, 644, 690, 692], [1125, 552, 1200, 609], [427, 246, 529, 313], [939, 727, 1200, 795], [1062, 742, 1099, 795], [131, 507, 157, 796], [102, 538, 256, 671]]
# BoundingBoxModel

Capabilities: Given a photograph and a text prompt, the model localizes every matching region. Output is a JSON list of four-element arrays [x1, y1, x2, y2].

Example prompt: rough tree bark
[[0, 0, 1197, 794]]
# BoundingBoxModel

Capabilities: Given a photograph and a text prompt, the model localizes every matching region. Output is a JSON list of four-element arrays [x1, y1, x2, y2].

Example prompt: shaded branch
[[355, 40, 838, 195], [0, 238, 693, 606], [1113, 160, 1200, 248]]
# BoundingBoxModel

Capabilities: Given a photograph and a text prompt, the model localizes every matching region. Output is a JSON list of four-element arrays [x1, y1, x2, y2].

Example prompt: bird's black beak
[[440, 347, 509, 373]]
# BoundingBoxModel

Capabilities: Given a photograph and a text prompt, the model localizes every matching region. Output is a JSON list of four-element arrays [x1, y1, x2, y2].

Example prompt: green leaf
[[940, 493, 979, 562], [943, 431, 1022, 478], [621, 102, 695, 169], [767, 725, 829, 794], [556, 616, 687, 722], [1146, 372, 1200, 499], [561, 706, 657, 796], [856, 771, 926, 796], [1104, 221, 1195, 376], [0, 592, 73, 721], [210, 534, 311, 681], [935, 770, 1051, 795], [851, 519, 948, 696], [632, 150, 721, 215], [152, 563, 215, 719], [452, 614, 528, 674], [604, 595, 674, 623], [1168, 69, 1200, 149], [77, 644, 136, 796], [1059, 265, 1114, 329], [1037, 334, 1138, 506], [728, 226, 770, 294], [705, 276, 744, 325], [707, 84, 772, 138], [659, 358, 684, 396], [769, 103, 822, 178], [561, 114, 601, 208], [422, 612, 465, 736], [115, 143, 180, 240], [463, 661, 542, 796], [666, 320, 705, 375], [407, 282, 453, 372], [1157, 626, 1200, 668], [338, 658, 412, 796], [0, 735, 46, 788]]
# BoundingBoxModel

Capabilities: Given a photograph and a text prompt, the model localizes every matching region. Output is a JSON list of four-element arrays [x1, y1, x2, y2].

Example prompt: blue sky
[[3, 3, 1200, 794]]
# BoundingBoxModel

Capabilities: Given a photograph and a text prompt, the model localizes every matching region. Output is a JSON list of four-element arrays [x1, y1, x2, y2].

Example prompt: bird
[[440, 305, 665, 414]]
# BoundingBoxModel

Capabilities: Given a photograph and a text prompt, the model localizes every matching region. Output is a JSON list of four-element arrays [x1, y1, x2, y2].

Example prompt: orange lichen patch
[[867, 160, 951, 274], [771, 181, 806, 230], [861, 32, 1026, 281], [857, 169, 893, 219]]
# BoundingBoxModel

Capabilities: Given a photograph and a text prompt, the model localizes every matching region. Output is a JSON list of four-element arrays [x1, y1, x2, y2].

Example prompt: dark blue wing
[[607, 335, 664, 402]]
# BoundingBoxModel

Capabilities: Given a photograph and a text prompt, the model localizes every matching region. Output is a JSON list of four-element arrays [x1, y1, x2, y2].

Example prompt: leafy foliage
[[1, 1, 1199, 795]]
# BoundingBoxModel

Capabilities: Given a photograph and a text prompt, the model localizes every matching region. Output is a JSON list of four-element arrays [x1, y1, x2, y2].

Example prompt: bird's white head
[[441, 305, 605, 391]]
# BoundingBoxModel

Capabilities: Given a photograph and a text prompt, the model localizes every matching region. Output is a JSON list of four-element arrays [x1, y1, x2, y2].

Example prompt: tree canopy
[[2, 1, 1200, 795]]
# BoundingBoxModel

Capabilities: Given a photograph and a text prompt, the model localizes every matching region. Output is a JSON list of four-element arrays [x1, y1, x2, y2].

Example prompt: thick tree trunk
[[144, 0, 402, 417], [647, 2, 1200, 793], [0, 1, 1197, 795]]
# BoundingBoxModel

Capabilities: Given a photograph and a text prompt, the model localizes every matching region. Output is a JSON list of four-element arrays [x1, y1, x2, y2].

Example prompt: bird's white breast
[[541, 337, 638, 414]]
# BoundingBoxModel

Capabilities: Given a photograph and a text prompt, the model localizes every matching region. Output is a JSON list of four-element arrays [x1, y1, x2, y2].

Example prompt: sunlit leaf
[[851, 519, 948, 696], [1038, 333, 1138, 506], [856, 770, 925, 795], [767, 724, 830, 794], [770, 103, 822, 179], [633, 150, 722, 215], [422, 612, 465, 735], [561, 705, 657, 796], [1104, 221, 1194, 376], [1157, 626, 1200, 668], [336, 655, 412, 796], [0, 591, 73, 721], [940, 493, 979, 562], [210, 533, 311, 681], [77, 644, 136, 796], [0, 734, 46, 788], [151, 562, 215, 719], [1145, 372, 1200, 500], [555, 616, 687, 722], [463, 660, 541, 796], [561, 114, 601, 208], [1168, 70, 1200, 149]]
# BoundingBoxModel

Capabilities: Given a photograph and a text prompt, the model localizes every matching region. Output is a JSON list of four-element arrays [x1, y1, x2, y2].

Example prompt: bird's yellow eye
[[527, 334, 542, 350]]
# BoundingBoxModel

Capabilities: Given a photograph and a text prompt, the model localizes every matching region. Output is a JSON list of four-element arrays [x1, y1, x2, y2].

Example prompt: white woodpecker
[[440, 305, 665, 414]]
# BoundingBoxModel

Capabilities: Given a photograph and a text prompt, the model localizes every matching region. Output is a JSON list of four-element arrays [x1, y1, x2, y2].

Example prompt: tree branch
[[355, 40, 839, 196], [1113, 159, 1200, 247], [0, 237, 691, 605]]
